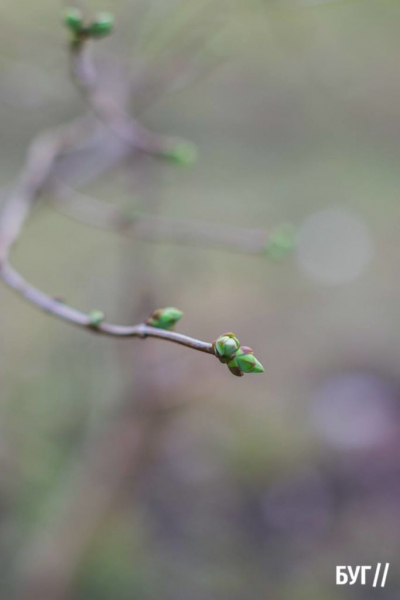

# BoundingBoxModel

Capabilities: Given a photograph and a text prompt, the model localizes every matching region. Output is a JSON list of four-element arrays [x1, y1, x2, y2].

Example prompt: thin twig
[[50, 183, 269, 254], [70, 37, 183, 157], [0, 261, 212, 352], [0, 142, 213, 351], [0, 118, 91, 260]]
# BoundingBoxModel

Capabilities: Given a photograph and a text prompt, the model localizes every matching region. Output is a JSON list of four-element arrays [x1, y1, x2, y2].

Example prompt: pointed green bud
[[252, 361, 265, 374], [264, 223, 296, 260], [227, 346, 264, 375], [236, 350, 264, 374], [164, 141, 198, 166], [64, 7, 84, 33], [87, 12, 114, 38], [214, 333, 240, 359], [147, 307, 183, 330], [89, 310, 105, 327]]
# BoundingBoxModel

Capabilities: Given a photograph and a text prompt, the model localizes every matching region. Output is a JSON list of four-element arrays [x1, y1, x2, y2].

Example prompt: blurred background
[[1, 0, 400, 598]]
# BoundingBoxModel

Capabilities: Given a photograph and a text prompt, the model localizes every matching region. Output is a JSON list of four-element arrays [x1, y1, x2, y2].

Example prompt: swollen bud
[[87, 12, 114, 38], [64, 7, 84, 33], [213, 333, 240, 361], [164, 141, 198, 166], [213, 333, 264, 376], [146, 307, 183, 330], [89, 310, 105, 327], [227, 347, 264, 376]]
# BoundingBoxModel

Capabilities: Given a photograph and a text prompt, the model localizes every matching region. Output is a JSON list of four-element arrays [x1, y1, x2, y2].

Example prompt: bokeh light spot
[[296, 207, 374, 286], [312, 373, 397, 450]]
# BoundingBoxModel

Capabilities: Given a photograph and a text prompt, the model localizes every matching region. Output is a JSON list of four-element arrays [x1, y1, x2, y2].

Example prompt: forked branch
[[0, 8, 271, 376], [68, 13, 197, 164]]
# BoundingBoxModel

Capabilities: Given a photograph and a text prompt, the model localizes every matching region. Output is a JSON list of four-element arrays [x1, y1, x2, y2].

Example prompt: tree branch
[[0, 9, 266, 377], [50, 183, 270, 254], [0, 261, 212, 352], [69, 36, 192, 160], [0, 114, 214, 354], [0, 118, 91, 260], [0, 138, 213, 352]]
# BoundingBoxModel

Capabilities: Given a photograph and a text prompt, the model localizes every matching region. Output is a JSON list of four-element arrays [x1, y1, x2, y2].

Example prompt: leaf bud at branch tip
[[264, 222, 296, 260], [64, 7, 84, 34], [63, 8, 114, 41], [146, 307, 183, 330], [87, 12, 114, 38], [213, 334, 264, 376], [164, 141, 198, 166], [228, 347, 264, 375]]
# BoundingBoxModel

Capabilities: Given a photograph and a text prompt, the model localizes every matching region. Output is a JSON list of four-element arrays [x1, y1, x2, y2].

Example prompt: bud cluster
[[213, 333, 264, 377], [146, 307, 183, 330], [64, 8, 114, 41]]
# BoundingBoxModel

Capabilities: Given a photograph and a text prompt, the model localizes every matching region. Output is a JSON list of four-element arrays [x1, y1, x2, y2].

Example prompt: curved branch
[[0, 122, 214, 356], [0, 262, 212, 352], [0, 118, 92, 260], [0, 17, 265, 374]]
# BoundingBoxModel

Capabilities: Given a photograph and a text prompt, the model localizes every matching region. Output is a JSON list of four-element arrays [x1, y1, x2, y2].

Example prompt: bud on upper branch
[[64, 8, 114, 42]]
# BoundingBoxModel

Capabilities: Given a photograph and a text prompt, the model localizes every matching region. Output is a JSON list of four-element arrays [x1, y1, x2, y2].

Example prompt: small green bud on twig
[[146, 307, 183, 330], [87, 12, 114, 38], [213, 333, 240, 362], [89, 310, 105, 327], [164, 141, 198, 166], [264, 223, 296, 260], [227, 346, 264, 376], [213, 334, 264, 376], [64, 7, 84, 34]]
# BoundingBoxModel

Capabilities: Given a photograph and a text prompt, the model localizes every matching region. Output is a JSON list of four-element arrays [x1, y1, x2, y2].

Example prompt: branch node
[[88, 310, 106, 328]]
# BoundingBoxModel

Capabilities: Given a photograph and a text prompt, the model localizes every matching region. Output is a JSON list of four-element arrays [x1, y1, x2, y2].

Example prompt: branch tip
[[213, 333, 264, 377], [264, 222, 296, 260], [64, 7, 114, 41], [164, 141, 198, 166]]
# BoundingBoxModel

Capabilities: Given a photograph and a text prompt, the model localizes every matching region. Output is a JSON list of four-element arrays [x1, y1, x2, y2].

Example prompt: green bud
[[228, 364, 244, 377], [89, 310, 105, 327], [264, 223, 296, 260], [87, 12, 114, 38], [164, 141, 198, 166], [236, 353, 264, 374], [227, 346, 264, 375], [214, 333, 240, 360], [64, 7, 84, 33], [147, 307, 183, 330]]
